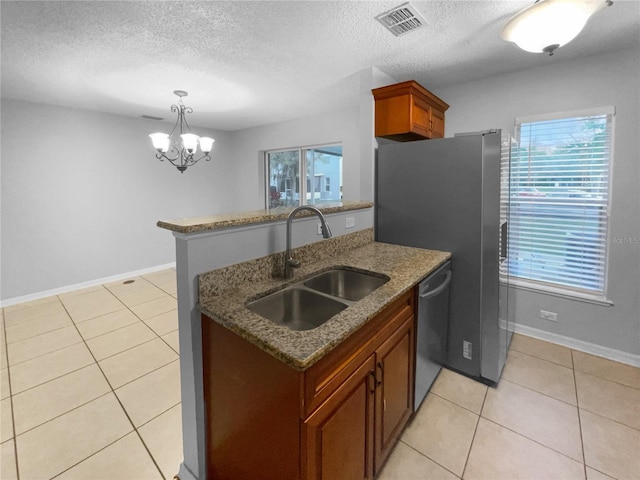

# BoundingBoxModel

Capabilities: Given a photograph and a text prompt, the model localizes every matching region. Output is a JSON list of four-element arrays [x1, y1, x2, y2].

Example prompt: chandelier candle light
[[149, 90, 215, 173], [501, 0, 612, 56]]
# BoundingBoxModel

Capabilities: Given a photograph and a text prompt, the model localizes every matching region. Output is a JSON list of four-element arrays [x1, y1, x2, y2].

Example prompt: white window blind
[[509, 108, 614, 298]]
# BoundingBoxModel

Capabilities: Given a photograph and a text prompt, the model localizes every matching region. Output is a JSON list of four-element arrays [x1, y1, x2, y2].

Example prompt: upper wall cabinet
[[372, 81, 449, 142]]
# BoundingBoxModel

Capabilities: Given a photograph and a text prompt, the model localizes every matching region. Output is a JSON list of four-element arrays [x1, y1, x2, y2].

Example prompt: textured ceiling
[[1, 1, 638, 130]]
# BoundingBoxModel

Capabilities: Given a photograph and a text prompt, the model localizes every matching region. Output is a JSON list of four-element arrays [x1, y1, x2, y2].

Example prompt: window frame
[[264, 143, 343, 209], [509, 106, 616, 305]]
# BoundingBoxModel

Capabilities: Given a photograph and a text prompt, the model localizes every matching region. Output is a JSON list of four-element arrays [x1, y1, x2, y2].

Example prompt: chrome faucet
[[284, 206, 332, 279]]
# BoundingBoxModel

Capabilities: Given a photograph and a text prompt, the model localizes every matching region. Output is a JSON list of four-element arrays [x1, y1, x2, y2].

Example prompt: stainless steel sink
[[304, 269, 389, 301], [246, 287, 348, 331]]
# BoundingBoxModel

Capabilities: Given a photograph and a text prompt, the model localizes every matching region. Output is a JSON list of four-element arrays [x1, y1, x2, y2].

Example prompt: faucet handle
[[287, 258, 301, 269]]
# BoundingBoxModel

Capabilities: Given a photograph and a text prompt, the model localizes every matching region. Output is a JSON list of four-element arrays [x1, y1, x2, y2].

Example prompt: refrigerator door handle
[[500, 221, 508, 261], [419, 270, 452, 299]]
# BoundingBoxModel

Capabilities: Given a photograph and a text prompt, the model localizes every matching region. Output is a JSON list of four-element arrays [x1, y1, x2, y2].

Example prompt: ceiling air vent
[[376, 2, 426, 37]]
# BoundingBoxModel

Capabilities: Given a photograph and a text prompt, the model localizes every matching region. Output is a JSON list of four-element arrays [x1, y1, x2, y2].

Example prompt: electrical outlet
[[345, 217, 355, 229], [540, 310, 558, 322], [317, 223, 323, 235], [463, 340, 472, 360]]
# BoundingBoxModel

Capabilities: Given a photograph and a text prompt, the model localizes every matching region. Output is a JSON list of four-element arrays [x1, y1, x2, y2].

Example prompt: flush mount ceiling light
[[501, 0, 612, 56], [148, 90, 215, 173]]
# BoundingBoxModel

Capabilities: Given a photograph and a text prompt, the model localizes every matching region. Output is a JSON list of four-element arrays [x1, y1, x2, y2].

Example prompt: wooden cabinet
[[374, 316, 414, 470], [202, 289, 416, 479], [302, 355, 376, 480], [372, 80, 449, 141]]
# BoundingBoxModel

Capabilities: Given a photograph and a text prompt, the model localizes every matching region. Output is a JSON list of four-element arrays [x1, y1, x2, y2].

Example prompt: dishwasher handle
[[419, 270, 452, 300]]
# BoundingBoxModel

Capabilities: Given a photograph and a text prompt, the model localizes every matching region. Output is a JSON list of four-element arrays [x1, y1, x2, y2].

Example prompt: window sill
[[501, 277, 614, 307]]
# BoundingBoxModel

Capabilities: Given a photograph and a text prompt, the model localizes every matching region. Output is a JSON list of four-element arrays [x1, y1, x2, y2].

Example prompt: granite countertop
[[199, 241, 451, 371], [157, 200, 373, 234]]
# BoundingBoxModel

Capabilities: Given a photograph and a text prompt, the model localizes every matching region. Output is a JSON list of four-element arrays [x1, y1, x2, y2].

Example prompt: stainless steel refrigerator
[[376, 130, 513, 385]]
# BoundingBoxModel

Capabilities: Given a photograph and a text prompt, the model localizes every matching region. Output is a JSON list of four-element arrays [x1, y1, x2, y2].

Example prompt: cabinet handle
[[376, 362, 384, 387], [369, 371, 377, 394]]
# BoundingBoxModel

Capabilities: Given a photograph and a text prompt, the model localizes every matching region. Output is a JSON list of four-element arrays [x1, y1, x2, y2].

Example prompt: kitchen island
[[158, 201, 449, 480], [198, 236, 450, 479], [200, 240, 449, 369], [158, 202, 376, 480]]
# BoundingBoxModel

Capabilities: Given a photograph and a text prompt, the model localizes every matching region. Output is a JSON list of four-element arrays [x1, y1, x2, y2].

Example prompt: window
[[266, 144, 343, 208], [509, 107, 614, 301]]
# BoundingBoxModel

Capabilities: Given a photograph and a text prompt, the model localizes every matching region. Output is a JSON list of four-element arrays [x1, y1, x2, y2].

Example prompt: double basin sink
[[246, 268, 389, 331]]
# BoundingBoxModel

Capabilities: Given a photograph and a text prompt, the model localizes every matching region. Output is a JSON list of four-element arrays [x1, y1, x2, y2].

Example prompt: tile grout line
[[6, 337, 86, 370], [59, 290, 169, 480], [459, 384, 488, 479], [404, 390, 485, 479], [571, 349, 589, 480], [2, 310, 21, 480], [512, 342, 640, 391], [109, 279, 179, 356], [3, 273, 178, 479], [507, 353, 640, 432], [13, 390, 111, 437], [573, 368, 640, 392], [497, 376, 578, 408], [398, 440, 462, 479], [109, 280, 180, 384], [429, 389, 484, 416], [48, 429, 139, 480], [509, 345, 574, 369], [480, 347, 587, 468], [4, 321, 74, 349], [479, 416, 586, 466], [502, 375, 579, 409], [34, 297, 175, 366], [110, 356, 180, 391], [10, 360, 96, 398]]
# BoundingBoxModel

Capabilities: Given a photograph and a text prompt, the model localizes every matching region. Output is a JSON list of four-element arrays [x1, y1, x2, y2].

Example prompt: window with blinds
[[509, 107, 614, 299]]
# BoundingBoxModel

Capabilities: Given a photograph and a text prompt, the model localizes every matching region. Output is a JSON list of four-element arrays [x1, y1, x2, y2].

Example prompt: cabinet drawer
[[302, 290, 414, 418]]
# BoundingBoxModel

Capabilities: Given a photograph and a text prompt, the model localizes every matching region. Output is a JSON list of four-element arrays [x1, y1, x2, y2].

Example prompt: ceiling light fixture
[[148, 90, 215, 173], [501, 0, 612, 56]]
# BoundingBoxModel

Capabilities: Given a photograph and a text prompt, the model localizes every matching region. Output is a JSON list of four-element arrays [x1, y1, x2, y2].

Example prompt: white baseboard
[[513, 323, 640, 368], [0, 262, 176, 308], [176, 462, 199, 480]]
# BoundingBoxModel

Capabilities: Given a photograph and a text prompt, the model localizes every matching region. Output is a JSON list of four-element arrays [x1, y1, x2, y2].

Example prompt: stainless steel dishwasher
[[415, 261, 451, 409]]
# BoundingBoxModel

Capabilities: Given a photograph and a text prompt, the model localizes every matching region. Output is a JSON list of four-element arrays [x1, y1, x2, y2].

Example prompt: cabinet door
[[303, 355, 376, 480], [430, 108, 445, 138], [374, 316, 415, 472]]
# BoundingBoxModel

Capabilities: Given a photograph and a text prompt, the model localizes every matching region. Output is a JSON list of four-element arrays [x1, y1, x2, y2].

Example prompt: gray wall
[[433, 47, 640, 357], [3, 54, 638, 359], [1, 67, 389, 303], [0, 98, 233, 300], [229, 106, 361, 211]]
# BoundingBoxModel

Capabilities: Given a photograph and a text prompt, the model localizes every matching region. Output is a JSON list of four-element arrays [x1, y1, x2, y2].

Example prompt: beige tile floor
[[2, 271, 639, 480], [1, 269, 182, 480], [379, 333, 640, 480]]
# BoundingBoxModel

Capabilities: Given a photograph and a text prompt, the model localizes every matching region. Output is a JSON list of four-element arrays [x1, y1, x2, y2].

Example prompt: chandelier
[[149, 90, 215, 173], [500, 0, 612, 56]]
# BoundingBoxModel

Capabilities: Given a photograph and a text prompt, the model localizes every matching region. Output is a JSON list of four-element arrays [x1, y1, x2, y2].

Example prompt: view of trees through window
[[509, 111, 612, 295], [266, 145, 342, 208]]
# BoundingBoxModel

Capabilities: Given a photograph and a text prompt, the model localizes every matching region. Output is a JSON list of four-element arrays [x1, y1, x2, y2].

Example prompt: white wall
[[433, 47, 640, 357], [0, 99, 233, 301]]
